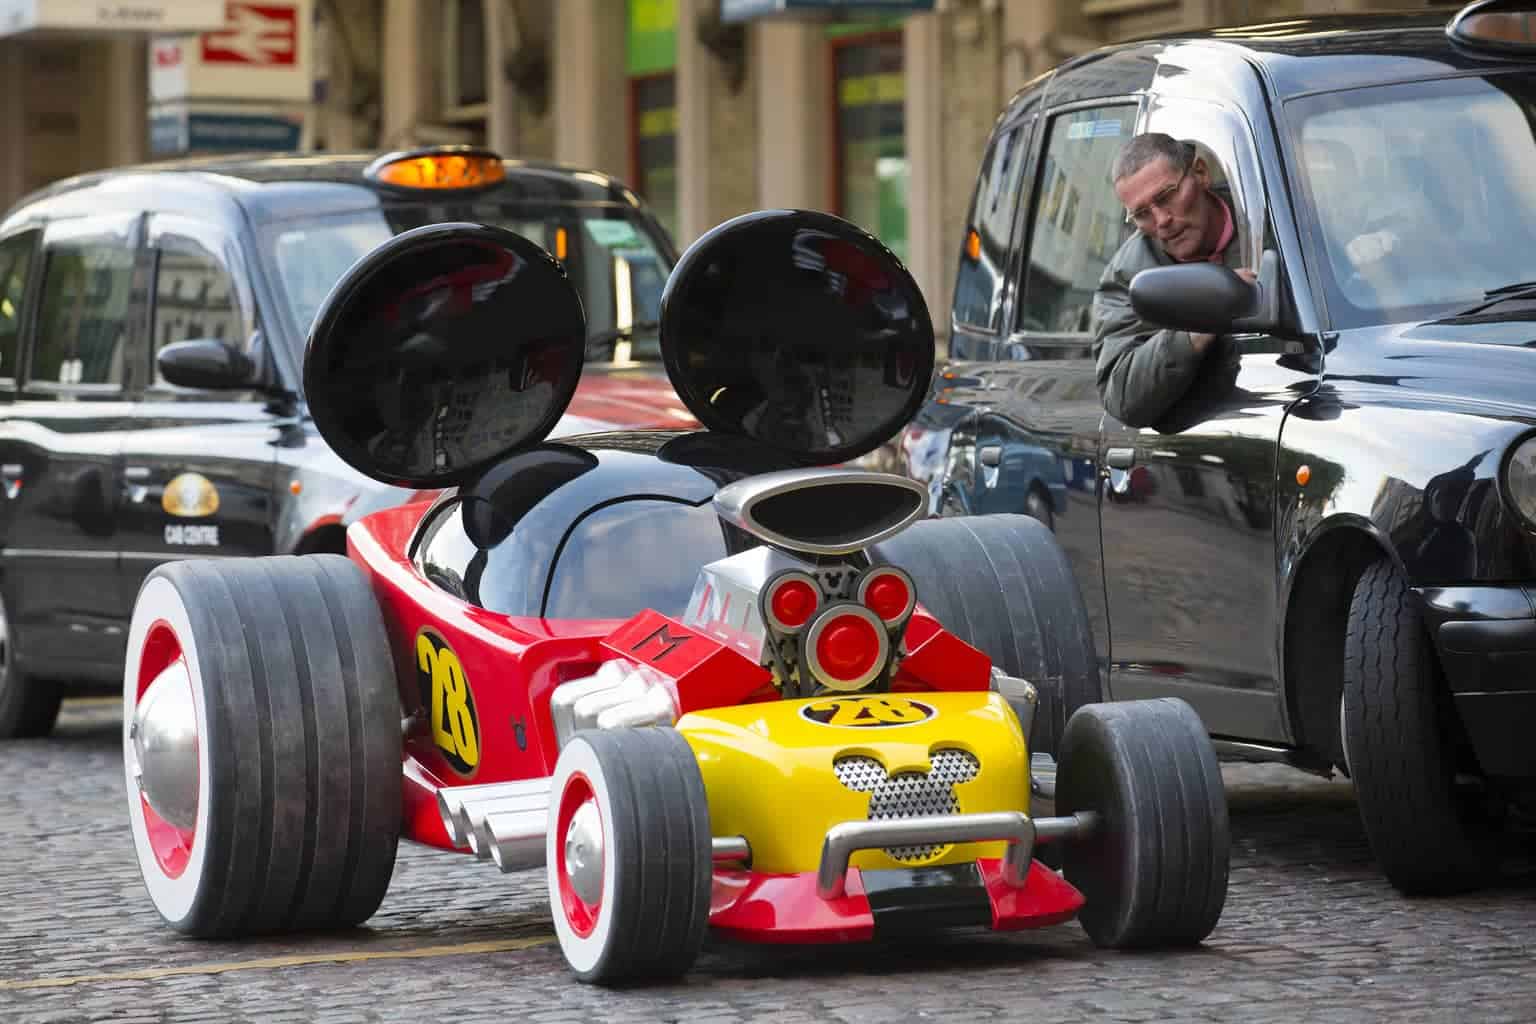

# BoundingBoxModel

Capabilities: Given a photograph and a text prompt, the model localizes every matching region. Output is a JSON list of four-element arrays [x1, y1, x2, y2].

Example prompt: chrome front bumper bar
[[815, 810, 1101, 899]]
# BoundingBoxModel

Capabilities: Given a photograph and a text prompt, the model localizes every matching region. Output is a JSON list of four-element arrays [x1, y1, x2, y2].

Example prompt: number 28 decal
[[416, 629, 480, 776], [801, 696, 936, 728]]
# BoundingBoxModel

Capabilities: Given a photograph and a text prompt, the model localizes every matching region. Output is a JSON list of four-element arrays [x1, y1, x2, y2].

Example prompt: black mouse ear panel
[[657, 210, 934, 464], [303, 222, 587, 488]]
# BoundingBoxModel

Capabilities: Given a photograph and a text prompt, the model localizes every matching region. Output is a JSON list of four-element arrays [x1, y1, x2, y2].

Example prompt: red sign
[[153, 42, 182, 68], [201, 3, 297, 67]]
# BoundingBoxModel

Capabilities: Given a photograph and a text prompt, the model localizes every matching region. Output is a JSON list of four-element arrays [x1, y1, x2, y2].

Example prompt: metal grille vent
[[832, 749, 981, 862]]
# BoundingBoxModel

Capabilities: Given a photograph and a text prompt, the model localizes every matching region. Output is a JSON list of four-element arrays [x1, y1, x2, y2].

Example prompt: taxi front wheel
[[0, 592, 61, 739]]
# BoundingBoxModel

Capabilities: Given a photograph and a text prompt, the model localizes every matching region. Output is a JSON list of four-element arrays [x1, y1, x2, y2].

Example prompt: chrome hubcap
[[131, 660, 199, 830], [563, 799, 604, 905]]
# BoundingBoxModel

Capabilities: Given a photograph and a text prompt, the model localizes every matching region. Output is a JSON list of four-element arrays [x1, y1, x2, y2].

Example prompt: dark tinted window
[[0, 233, 36, 382], [33, 236, 136, 386], [1017, 105, 1136, 335], [953, 120, 1027, 331], [153, 236, 250, 382]]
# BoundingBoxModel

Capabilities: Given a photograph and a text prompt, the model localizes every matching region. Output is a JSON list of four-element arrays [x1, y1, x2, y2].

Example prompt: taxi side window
[[0, 233, 36, 383], [152, 236, 250, 384], [1015, 105, 1138, 336], [32, 237, 135, 387], [953, 120, 1029, 333]]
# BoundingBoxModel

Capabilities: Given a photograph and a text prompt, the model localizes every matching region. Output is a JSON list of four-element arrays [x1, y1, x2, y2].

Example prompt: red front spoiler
[[708, 859, 1084, 944]]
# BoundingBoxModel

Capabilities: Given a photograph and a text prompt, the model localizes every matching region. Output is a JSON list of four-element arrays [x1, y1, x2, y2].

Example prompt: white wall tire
[[546, 728, 712, 985], [123, 555, 402, 936]]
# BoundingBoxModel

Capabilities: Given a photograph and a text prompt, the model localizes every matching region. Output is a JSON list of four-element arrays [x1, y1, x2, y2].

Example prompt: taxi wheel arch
[[547, 727, 712, 985], [1056, 698, 1230, 949], [123, 554, 401, 937], [868, 513, 1101, 758]]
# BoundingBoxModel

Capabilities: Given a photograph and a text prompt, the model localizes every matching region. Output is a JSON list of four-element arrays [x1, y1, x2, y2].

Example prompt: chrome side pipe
[[712, 836, 750, 865], [815, 810, 1100, 900]]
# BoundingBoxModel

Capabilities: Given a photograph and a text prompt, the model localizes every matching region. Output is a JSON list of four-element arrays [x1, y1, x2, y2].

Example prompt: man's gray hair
[[1111, 133, 1196, 184]]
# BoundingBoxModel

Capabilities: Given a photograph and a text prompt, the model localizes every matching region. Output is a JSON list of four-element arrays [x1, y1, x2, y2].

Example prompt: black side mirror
[[1129, 249, 1282, 336], [157, 339, 256, 390]]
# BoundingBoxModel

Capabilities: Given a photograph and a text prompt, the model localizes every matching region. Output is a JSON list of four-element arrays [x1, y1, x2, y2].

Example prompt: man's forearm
[[1097, 328, 1203, 428]]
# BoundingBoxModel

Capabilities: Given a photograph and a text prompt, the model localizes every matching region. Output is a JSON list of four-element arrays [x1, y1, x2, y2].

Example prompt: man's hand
[[1192, 268, 1259, 351]]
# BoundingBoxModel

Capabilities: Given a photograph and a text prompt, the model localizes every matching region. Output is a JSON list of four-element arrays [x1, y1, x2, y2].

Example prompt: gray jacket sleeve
[[1091, 238, 1205, 429]]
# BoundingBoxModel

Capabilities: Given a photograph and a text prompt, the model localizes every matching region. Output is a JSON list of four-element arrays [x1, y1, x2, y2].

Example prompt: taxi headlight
[[1502, 434, 1536, 530]]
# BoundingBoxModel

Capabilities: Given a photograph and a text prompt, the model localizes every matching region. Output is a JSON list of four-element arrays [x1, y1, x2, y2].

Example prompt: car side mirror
[[157, 338, 257, 390], [1129, 249, 1281, 336]]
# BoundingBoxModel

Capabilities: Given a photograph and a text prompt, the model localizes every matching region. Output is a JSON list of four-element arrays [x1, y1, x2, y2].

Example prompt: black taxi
[[0, 147, 684, 738], [911, 0, 1536, 894]]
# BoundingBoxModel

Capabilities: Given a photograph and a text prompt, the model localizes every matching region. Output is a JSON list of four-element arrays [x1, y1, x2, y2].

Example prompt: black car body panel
[[916, 8, 1536, 780], [0, 152, 682, 684]]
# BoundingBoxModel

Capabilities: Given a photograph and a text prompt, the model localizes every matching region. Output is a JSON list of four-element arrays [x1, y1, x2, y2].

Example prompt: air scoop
[[712, 468, 929, 557]]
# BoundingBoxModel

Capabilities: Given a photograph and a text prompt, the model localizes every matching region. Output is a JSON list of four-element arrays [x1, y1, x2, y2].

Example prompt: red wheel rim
[[554, 772, 602, 938], [135, 620, 198, 880]]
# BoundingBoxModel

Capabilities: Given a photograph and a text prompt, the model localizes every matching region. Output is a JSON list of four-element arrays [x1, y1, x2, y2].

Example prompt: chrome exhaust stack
[[437, 777, 551, 872]]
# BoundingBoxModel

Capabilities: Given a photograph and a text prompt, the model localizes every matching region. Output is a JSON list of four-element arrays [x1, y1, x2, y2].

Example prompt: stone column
[[0, 41, 23, 210], [903, 13, 945, 340], [380, 0, 426, 147], [753, 18, 830, 212], [552, 0, 628, 178], [676, 0, 713, 244], [102, 38, 148, 168]]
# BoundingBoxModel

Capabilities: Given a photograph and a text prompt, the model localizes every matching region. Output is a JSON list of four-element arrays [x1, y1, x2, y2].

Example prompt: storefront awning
[[720, 0, 933, 23], [0, 1, 227, 39]]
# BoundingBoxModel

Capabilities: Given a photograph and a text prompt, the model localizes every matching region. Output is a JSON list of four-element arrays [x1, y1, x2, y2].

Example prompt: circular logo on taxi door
[[415, 629, 480, 777], [161, 473, 220, 517]]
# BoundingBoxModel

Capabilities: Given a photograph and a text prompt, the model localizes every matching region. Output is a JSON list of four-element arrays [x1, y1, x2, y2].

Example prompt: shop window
[[1016, 105, 1137, 336], [832, 32, 906, 262], [631, 73, 679, 241]]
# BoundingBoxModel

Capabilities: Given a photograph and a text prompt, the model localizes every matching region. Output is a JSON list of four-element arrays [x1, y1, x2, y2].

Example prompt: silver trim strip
[[815, 810, 1099, 899]]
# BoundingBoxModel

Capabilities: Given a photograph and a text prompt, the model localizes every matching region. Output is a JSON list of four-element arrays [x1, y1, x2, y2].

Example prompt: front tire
[[1056, 699, 1229, 949], [1342, 558, 1493, 895], [547, 728, 712, 985], [123, 555, 402, 936]]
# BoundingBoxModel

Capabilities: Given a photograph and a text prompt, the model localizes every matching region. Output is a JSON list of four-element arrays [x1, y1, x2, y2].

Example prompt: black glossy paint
[[916, 12, 1536, 769], [303, 222, 587, 488], [659, 209, 934, 464], [412, 431, 798, 618], [860, 864, 993, 937]]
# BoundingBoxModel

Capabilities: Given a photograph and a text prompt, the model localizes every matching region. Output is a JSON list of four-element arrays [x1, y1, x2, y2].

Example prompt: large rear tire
[[1056, 699, 1229, 949], [123, 554, 402, 937], [1342, 558, 1494, 895], [547, 727, 712, 986], [869, 513, 1101, 759]]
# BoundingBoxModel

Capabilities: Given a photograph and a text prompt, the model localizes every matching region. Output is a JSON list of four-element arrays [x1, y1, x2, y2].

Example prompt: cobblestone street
[[3, 699, 1535, 1024]]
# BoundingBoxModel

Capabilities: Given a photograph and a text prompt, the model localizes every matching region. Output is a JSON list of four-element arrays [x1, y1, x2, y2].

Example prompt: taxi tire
[[868, 512, 1101, 759], [547, 727, 712, 986], [1342, 558, 1491, 895], [124, 554, 401, 937], [0, 590, 61, 738], [1056, 698, 1229, 949]]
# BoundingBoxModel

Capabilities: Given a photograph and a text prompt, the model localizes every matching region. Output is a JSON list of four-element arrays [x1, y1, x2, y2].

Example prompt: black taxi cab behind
[[910, 0, 1536, 894], [0, 147, 683, 739]]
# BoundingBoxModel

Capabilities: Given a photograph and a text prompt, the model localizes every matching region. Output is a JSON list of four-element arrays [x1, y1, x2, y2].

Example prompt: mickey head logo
[[832, 748, 981, 862]]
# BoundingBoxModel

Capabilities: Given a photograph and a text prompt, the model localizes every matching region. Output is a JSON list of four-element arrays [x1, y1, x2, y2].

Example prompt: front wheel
[[1056, 699, 1229, 949], [0, 591, 61, 738], [547, 728, 712, 985]]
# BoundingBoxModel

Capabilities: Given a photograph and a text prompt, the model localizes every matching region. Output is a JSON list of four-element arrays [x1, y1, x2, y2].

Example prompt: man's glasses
[[1126, 167, 1189, 226]]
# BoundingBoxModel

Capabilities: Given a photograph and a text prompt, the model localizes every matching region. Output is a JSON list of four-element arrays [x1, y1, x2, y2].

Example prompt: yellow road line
[[0, 935, 554, 991]]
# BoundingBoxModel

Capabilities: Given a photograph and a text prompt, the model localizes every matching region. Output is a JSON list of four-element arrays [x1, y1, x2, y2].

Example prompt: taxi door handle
[[1106, 448, 1136, 469]]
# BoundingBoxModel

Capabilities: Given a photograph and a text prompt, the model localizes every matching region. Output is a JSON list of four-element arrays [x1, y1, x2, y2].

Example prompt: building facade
[[1, 0, 1441, 336]]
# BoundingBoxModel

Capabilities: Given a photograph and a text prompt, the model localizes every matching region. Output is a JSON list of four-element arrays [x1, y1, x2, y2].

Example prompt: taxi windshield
[[1289, 72, 1536, 329], [263, 201, 673, 366]]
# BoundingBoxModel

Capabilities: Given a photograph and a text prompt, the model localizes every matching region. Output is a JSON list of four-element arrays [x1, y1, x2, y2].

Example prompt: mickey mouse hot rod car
[[121, 209, 1229, 984]]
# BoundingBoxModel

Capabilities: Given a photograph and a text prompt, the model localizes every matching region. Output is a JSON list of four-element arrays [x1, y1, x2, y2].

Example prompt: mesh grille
[[832, 749, 981, 863]]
